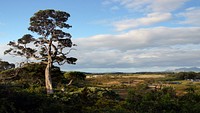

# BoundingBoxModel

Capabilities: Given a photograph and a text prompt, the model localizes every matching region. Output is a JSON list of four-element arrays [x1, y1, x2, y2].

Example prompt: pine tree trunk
[[45, 39, 54, 94], [45, 56, 53, 94]]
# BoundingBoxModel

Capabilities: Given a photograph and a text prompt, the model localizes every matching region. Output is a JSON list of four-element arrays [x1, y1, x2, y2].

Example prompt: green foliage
[[175, 72, 200, 80], [125, 86, 200, 113], [0, 63, 63, 89], [27, 9, 77, 65], [0, 85, 72, 113], [184, 85, 196, 93], [0, 59, 15, 72], [63, 71, 86, 86], [0, 84, 123, 113], [4, 34, 37, 60], [64, 71, 86, 80], [54, 86, 122, 113]]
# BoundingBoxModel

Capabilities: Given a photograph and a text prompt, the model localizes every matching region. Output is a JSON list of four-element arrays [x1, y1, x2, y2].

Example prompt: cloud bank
[[69, 27, 200, 72]]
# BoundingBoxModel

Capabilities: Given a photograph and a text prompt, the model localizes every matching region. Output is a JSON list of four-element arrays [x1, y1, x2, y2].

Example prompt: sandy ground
[[132, 74, 165, 78], [87, 74, 165, 79]]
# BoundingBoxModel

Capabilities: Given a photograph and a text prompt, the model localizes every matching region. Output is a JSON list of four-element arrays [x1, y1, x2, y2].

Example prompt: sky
[[0, 0, 200, 72]]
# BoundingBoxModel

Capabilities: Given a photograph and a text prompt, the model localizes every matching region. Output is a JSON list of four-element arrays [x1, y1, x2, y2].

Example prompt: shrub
[[0, 62, 63, 88], [64, 71, 86, 81], [63, 71, 86, 87], [175, 72, 200, 80], [0, 60, 15, 72]]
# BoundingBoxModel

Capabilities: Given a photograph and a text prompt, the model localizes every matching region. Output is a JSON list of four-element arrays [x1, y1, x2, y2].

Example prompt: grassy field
[[85, 73, 200, 98]]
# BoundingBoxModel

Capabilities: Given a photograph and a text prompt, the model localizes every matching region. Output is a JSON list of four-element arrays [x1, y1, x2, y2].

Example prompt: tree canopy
[[5, 9, 77, 65]]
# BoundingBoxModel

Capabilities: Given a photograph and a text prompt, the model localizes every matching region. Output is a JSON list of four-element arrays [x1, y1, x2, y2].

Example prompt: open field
[[86, 73, 166, 87], [86, 73, 200, 98]]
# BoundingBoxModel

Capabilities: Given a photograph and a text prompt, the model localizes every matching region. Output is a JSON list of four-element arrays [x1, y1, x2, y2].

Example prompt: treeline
[[174, 72, 200, 80]]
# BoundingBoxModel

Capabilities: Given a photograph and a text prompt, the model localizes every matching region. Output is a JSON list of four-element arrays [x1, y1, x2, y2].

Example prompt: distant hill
[[167, 67, 200, 72]]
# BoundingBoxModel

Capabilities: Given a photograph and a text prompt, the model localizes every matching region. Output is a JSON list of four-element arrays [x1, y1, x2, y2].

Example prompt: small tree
[[0, 59, 15, 72], [5, 9, 77, 94], [64, 71, 86, 86], [64, 71, 86, 81]]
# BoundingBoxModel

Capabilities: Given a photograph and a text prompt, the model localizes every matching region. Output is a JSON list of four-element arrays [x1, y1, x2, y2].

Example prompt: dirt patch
[[122, 74, 165, 78], [136, 75, 165, 78], [104, 81, 121, 85]]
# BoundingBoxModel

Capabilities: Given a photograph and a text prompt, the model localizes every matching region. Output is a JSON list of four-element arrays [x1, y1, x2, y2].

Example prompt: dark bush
[[0, 62, 63, 89], [64, 71, 86, 80], [175, 72, 200, 80], [63, 71, 86, 87], [0, 60, 15, 72]]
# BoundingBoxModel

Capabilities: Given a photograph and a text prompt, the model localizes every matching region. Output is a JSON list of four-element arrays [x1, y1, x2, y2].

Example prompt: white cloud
[[115, 0, 151, 12], [104, 0, 189, 13], [69, 27, 200, 71], [75, 27, 200, 51], [178, 7, 200, 26], [149, 0, 189, 12], [113, 12, 172, 31]]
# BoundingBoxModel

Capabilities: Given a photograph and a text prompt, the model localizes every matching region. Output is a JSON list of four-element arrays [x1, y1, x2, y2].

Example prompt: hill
[[167, 67, 200, 72]]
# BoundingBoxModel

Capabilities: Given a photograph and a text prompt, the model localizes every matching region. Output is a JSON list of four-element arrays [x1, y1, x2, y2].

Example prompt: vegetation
[[1, 64, 200, 113], [175, 72, 200, 80], [64, 71, 86, 81], [0, 63, 121, 113], [5, 9, 77, 94], [0, 59, 15, 72], [63, 71, 86, 87]]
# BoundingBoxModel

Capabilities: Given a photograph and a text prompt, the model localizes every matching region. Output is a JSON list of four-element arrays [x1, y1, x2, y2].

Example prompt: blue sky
[[0, 0, 107, 40], [0, 0, 200, 72]]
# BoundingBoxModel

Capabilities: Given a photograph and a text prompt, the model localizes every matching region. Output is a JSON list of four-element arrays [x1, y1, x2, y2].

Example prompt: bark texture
[[45, 56, 53, 94], [45, 39, 53, 94]]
